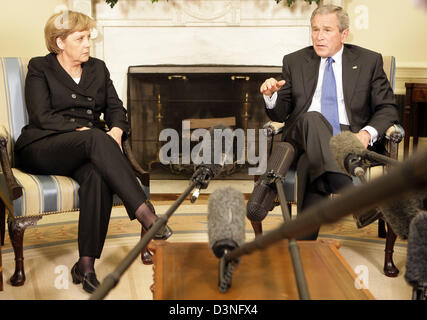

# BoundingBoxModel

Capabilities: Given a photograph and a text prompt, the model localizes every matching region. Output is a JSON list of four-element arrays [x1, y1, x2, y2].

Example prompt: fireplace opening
[[127, 65, 282, 179]]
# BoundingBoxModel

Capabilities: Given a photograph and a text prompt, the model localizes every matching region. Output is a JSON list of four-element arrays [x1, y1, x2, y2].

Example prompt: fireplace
[[68, 0, 330, 177], [127, 64, 282, 179]]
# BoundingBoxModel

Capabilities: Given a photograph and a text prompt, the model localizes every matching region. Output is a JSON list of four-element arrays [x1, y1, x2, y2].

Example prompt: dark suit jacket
[[266, 44, 399, 139], [265, 44, 400, 213], [15, 53, 130, 151]]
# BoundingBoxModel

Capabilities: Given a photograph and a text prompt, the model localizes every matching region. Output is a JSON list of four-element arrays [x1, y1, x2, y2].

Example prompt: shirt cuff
[[263, 92, 278, 109], [361, 126, 378, 146]]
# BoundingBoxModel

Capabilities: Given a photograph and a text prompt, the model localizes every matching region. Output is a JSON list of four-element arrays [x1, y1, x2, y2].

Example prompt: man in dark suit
[[260, 5, 399, 239]]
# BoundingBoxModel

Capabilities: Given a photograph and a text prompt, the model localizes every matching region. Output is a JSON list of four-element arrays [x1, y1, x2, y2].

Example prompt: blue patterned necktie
[[321, 57, 341, 135]]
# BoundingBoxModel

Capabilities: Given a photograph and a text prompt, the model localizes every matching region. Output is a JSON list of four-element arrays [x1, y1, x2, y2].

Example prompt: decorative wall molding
[[66, 0, 322, 105], [395, 64, 427, 95], [67, 0, 426, 98]]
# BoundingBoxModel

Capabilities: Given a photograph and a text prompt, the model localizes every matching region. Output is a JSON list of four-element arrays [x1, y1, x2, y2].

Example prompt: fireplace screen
[[127, 65, 282, 179]]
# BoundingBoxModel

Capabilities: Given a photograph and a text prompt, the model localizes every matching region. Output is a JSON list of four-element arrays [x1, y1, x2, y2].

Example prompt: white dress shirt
[[264, 46, 378, 145]]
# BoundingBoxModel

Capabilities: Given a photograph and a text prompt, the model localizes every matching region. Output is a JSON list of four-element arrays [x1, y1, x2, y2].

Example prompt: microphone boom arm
[[90, 181, 199, 300]]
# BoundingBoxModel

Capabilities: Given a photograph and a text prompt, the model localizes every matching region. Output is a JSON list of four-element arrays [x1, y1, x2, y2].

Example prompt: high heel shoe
[[144, 200, 173, 240], [151, 222, 173, 240], [71, 262, 100, 294]]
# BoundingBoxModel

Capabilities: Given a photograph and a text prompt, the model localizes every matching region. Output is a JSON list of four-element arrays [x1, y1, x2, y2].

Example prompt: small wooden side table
[[151, 240, 374, 300], [404, 83, 427, 158]]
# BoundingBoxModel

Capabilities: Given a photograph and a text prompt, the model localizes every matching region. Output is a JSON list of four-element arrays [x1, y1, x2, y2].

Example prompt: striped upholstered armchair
[[0, 57, 152, 287]]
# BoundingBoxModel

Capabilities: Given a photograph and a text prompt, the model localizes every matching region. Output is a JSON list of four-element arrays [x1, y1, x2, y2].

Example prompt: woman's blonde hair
[[44, 10, 96, 54]]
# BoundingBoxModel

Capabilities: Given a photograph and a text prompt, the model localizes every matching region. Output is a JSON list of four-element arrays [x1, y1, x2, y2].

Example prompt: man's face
[[311, 13, 349, 58]]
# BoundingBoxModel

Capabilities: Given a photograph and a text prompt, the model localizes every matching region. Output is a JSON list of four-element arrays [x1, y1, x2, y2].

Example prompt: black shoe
[[71, 262, 100, 294], [354, 208, 383, 229], [153, 223, 173, 240], [144, 200, 173, 240]]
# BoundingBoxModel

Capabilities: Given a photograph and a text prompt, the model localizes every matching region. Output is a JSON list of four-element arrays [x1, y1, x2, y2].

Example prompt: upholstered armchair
[[249, 56, 405, 277], [0, 57, 152, 287]]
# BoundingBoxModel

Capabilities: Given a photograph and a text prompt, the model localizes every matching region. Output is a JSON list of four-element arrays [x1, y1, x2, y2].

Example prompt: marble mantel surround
[[67, 0, 343, 106]]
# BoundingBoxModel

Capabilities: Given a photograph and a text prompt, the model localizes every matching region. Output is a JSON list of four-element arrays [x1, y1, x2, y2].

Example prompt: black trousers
[[16, 128, 147, 258], [284, 112, 353, 240]]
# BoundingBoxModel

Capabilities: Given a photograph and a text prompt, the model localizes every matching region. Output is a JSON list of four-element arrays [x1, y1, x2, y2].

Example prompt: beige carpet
[[0, 198, 413, 300]]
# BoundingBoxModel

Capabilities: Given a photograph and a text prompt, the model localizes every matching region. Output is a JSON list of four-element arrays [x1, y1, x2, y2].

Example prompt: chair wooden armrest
[[264, 121, 285, 137], [385, 124, 404, 144], [98, 119, 149, 187], [384, 124, 404, 160], [122, 138, 150, 188], [0, 125, 22, 200]]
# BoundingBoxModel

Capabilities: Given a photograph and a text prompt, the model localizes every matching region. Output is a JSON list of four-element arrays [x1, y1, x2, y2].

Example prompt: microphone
[[330, 131, 426, 239], [329, 131, 399, 176], [246, 142, 295, 222], [208, 187, 246, 292], [190, 124, 233, 202], [208, 187, 246, 258], [405, 212, 427, 300], [379, 191, 426, 239]]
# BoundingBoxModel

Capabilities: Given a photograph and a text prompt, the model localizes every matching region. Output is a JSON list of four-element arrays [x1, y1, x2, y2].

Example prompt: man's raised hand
[[260, 78, 286, 97]]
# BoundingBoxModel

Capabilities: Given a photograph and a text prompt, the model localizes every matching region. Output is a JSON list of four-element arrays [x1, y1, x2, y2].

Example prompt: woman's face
[[57, 30, 91, 63]]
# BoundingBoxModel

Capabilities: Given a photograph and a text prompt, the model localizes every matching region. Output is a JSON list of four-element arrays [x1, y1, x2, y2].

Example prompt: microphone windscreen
[[329, 131, 366, 174], [208, 187, 246, 258], [405, 212, 427, 286], [380, 191, 426, 239], [247, 142, 295, 221]]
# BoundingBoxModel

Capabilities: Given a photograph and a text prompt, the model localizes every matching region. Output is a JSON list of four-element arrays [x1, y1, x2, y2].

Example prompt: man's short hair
[[310, 4, 350, 32], [44, 10, 96, 54]]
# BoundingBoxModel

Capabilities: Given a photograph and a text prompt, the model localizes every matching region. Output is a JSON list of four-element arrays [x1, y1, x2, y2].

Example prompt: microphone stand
[[90, 166, 215, 300], [274, 176, 310, 300]]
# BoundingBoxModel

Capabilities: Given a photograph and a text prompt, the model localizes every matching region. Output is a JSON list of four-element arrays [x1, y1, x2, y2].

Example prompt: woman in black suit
[[15, 10, 172, 294]]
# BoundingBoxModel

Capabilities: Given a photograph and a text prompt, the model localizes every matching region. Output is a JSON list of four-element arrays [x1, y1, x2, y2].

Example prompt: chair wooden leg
[[0, 202, 4, 290], [0, 200, 5, 246], [140, 227, 153, 265], [378, 218, 386, 239], [383, 222, 399, 277], [8, 216, 41, 286], [0, 243, 3, 291], [251, 221, 263, 236]]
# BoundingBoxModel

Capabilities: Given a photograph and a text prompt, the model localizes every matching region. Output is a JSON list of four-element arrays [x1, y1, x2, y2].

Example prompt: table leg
[[0, 245, 3, 291]]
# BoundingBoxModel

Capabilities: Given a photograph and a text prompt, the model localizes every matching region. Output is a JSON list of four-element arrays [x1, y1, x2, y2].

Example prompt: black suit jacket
[[15, 53, 130, 151], [266, 44, 399, 139]]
